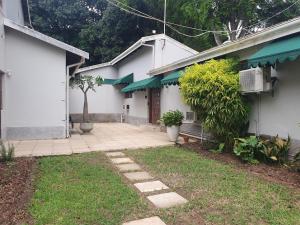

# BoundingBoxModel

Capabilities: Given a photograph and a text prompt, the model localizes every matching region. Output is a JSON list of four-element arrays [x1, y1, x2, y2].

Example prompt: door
[[149, 88, 161, 124]]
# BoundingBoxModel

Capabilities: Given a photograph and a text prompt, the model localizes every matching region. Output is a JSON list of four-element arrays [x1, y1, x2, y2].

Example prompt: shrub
[[160, 110, 184, 127], [180, 59, 249, 147], [234, 135, 291, 164], [259, 136, 290, 164], [233, 136, 262, 164], [0, 140, 15, 162], [291, 152, 300, 172]]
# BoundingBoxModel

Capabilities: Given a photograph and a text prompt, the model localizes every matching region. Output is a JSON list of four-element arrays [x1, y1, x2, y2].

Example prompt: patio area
[[11, 123, 174, 157]]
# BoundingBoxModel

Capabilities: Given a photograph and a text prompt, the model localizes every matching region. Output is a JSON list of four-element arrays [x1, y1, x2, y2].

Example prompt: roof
[[248, 35, 300, 67], [149, 16, 300, 76], [78, 34, 198, 73], [4, 18, 89, 59]]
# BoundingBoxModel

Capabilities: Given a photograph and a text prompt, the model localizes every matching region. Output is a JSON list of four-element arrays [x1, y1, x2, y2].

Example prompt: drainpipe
[[142, 43, 155, 69], [65, 57, 85, 138]]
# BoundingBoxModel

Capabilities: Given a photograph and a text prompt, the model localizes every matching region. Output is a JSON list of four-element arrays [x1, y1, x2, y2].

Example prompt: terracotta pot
[[80, 123, 93, 133], [166, 125, 179, 142]]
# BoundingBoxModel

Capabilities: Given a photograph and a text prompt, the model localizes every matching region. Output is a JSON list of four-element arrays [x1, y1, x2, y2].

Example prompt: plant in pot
[[70, 75, 103, 133], [160, 110, 184, 142]]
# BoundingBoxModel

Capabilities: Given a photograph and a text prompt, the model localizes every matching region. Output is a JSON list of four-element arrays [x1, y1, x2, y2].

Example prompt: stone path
[[106, 150, 188, 225]]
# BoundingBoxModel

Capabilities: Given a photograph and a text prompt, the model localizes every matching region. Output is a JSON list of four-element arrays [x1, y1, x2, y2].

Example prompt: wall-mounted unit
[[239, 67, 272, 94]]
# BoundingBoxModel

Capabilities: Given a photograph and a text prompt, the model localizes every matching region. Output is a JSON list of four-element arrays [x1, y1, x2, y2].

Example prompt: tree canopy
[[29, 0, 300, 65]]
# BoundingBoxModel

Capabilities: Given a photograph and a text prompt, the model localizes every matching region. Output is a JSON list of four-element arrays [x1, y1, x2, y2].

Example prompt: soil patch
[[0, 158, 36, 225], [182, 141, 300, 189]]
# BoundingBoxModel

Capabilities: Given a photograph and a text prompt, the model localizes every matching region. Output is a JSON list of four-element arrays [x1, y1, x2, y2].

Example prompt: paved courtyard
[[11, 123, 174, 157]]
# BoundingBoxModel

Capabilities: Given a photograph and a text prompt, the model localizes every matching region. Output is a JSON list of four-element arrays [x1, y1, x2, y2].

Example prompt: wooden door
[[149, 88, 161, 124]]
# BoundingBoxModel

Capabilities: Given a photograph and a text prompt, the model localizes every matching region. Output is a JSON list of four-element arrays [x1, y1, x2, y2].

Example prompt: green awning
[[113, 73, 133, 85], [161, 70, 184, 85], [122, 76, 162, 93], [103, 79, 116, 85], [248, 36, 300, 68]]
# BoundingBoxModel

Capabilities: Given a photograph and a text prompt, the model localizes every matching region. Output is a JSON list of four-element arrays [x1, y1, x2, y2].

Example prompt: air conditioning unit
[[239, 67, 272, 93]]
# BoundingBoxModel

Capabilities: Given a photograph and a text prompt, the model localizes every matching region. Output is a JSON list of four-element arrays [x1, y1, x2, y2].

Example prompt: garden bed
[[0, 158, 36, 225], [182, 141, 300, 188]]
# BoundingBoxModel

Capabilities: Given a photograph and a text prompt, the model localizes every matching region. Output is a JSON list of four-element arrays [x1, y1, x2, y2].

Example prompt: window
[[186, 112, 195, 121], [125, 92, 133, 99]]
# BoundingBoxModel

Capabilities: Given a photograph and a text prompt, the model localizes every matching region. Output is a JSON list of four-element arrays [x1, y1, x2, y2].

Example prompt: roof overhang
[[4, 18, 89, 59], [149, 16, 300, 76]]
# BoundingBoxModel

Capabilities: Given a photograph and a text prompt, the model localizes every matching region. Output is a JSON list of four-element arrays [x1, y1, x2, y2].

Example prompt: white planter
[[166, 125, 180, 142], [80, 123, 93, 133]]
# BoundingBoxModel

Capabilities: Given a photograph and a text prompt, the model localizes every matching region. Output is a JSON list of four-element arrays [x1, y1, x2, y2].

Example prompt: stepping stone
[[105, 152, 125, 157], [116, 163, 142, 172], [123, 216, 166, 225], [147, 192, 188, 208], [123, 171, 153, 181], [111, 157, 134, 164], [134, 181, 169, 193]]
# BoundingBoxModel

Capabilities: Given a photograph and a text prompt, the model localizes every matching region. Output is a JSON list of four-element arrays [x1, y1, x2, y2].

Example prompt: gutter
[[65, 57, 85, 138], [149, 16, 300, 76]]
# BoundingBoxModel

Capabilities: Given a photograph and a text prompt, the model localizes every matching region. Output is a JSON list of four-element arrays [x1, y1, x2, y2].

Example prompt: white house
[[148, 17, 300, 156], [70, 34, 198, 125], [0, 0, 89, 140]]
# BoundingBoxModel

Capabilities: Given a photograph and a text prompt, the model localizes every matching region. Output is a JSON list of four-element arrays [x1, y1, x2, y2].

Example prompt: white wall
[[160, 85, 191, 119], [154, 38, 196, 68], [248, 60, 300, 141], [69, 66, 123, 115], [0, 5, 5, 72], [3, 0, 24, 25], [4, 28, 66, 139], [118, 47, 153, 121], [118, 47, 153, 81]]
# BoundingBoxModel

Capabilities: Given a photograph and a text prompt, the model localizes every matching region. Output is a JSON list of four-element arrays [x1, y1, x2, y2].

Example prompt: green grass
[[127, 146, 300, 225], [30, 153, 149, 225]]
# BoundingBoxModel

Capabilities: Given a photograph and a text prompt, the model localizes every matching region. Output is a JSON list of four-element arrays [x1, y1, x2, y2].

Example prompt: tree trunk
[[213, 32, 223, 46], [83, 92, 89, 122]]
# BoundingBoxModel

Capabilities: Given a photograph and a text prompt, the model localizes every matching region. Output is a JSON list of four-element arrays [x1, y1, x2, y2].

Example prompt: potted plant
[[160, 110, 184, 142], [70, 75, 103, 133]]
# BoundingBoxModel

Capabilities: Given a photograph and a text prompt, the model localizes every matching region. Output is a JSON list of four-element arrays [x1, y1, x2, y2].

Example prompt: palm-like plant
[[70, 75, 103, 122]]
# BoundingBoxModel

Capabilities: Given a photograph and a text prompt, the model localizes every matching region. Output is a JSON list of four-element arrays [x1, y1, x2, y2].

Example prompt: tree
[[177, 0, 300, 45], [69, 75, 103, 122], [179, 59, 250, 146]]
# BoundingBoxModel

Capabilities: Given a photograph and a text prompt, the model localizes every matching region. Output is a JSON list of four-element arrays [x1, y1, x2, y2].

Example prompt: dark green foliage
[[29, 0, 300, 64], [160, 110, 184, 127], [234, 136, 291, 164], [234, 136, 262, 164], [0, 141, 14, 162]]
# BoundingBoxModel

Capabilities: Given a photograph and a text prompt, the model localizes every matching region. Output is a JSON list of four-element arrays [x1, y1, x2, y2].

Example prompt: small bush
[[234, 135, 291, 164], [0, 140, 15, 162], [259, 136, 290, 164], [233, 136, 262, 164], [160, 110, 184, 127], [290, 152, 300, 172]]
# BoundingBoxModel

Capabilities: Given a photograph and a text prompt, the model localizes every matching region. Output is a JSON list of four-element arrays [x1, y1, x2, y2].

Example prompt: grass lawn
[[30, 153, 150, 225], [127, 146, 300, 225]]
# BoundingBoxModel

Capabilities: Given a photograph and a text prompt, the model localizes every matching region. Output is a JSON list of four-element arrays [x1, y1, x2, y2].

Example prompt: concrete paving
[[105, 152, 126, 157], [123, 216, 167, 225], [134, 181, 169, 193], [110, 157, 134, 164], [11, 123, 173, 157], [116, 163, 142, 172], [147, 192, 188, 208], [123, 171, 153, 181]]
